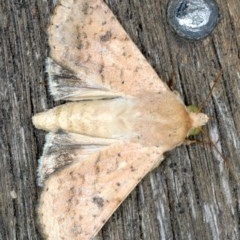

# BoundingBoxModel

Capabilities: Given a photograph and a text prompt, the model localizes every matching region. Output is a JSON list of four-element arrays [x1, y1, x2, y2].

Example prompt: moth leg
[[167, 72, 175, 90], [184, 139, 198, 145]]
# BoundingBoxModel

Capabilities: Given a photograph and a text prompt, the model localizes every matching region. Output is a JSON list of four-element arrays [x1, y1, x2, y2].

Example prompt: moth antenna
[[200, 129, 239, 184], [198, 70, 223, 112], [168, 72, 176, 90], [188, 129, 239, 184]]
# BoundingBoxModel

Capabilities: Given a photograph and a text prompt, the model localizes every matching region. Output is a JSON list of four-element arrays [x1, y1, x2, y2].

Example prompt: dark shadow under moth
[[32, 0, 209, 239]]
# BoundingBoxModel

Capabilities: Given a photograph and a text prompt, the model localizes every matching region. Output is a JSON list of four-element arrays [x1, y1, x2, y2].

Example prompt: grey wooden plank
[[0, 0, 239, 239]]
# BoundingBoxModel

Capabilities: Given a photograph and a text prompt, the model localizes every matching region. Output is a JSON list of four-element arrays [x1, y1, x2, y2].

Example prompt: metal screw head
[[167, 0, 219, 40]]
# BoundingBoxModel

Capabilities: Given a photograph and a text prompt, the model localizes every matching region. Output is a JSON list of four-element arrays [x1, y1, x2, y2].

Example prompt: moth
[[33, 0, 209, 239]]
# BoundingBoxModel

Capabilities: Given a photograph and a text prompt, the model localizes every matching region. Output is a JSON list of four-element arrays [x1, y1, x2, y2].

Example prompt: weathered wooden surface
[[1, 0, 239, 239]]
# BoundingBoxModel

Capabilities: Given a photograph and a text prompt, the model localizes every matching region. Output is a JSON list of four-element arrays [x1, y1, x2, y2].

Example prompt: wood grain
[[1, 0, 239, 239]]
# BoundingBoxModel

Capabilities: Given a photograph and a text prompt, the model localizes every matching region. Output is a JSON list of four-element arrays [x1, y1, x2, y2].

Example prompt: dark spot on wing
[[102, 219, 106, 224], [82, 3, 93, 15], [100, 31, 112, 41], [92, 196, 104, 208], [96, 165, 100, 173], [71, 224, 82, 235], [130, 165, 136, 172], [82, 3, 89, 14]]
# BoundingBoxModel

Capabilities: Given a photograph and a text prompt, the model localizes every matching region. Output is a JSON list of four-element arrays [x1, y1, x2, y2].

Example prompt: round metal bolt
[[167, 0, 219, 40]]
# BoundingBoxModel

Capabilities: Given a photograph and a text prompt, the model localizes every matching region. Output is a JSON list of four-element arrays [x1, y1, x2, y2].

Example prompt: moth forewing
[[33, 0, 209, 239], [38, 143, 164, 240], [48, 0, 169, 98]]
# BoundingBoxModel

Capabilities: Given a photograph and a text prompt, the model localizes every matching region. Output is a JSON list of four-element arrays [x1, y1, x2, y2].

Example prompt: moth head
[[187, 105, 209, 137]]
